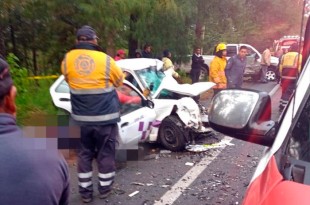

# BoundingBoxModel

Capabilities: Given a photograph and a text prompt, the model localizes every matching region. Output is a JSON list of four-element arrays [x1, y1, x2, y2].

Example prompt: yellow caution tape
[[27, 75, 59, 80]]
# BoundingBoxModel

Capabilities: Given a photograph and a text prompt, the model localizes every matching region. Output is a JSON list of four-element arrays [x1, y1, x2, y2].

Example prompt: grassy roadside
[[6, 53, 58, 126], [15, 79, 58, 126]]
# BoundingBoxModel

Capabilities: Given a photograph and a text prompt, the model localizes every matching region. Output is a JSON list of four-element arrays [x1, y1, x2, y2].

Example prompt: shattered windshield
[[134, 66, 165, 95]]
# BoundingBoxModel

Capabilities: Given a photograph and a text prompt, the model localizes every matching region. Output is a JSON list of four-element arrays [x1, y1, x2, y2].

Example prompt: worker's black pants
[[77, 124, 118, 199]]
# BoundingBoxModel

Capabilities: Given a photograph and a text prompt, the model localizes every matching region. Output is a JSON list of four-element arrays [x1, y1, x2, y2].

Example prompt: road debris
[[131, 182, 145, 186], [114, 188, 126, 195], [142, 200, 151, 205], [128, 191, 139, 197], [185, 162, 194, 166], [165, 181, 173, 186], [185, 138, 235, 152], [160, 150, 172, 154], [144, 154, 159, 160], [146, 183, 154, 186]]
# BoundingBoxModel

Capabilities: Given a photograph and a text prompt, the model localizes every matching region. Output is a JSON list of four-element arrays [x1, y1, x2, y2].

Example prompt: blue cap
[[76, 25, 98, 41]]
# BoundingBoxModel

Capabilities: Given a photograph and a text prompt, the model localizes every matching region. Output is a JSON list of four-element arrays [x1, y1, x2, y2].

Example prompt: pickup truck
[[179, 44, 279, 81], [202, 43, 279, 81]]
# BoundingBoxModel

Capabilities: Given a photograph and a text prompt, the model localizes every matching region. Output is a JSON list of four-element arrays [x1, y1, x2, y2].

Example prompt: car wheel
[[159, 115, 186, 151], [266, 67, 277, 81]]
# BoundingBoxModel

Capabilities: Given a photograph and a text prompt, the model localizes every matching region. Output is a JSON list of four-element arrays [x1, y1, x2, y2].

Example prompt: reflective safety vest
[[61, 44, 124, 124], [279, 52, 302, 80]]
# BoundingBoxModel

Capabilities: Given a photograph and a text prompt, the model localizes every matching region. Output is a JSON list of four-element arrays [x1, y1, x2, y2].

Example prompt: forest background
[[0, 0, 308, 124]]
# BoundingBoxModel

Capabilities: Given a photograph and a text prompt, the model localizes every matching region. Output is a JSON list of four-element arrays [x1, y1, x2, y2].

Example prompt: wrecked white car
[[50, 59, 214, 151], [116, 58, 215, 125]]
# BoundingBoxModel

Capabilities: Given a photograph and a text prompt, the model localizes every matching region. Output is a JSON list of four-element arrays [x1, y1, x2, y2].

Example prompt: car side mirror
[[146, 99, 154, 109], [208, 89, 276, 147]]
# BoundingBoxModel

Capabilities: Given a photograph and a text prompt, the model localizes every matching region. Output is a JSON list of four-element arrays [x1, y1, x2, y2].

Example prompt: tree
[[0, 0, 307, 75], [240, 0, 304, 51]]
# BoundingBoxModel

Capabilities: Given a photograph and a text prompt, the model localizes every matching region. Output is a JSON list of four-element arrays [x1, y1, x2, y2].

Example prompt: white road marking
[[155, 86, 279, 205], [269, 84, 280, 96], [154, 136, 233, 205]]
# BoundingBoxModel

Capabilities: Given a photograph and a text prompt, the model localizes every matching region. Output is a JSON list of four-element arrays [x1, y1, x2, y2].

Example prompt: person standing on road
[[225, 46, 247, 88], [259, 46, 272, 83], [162, 49, 179, 78], [209, 43, 227, 96], [114, 49, 126, 61], [142, 43, 152, 58], [190, 47, 208, 84], [276, 48, 288, 83], [61, 25, 124, 203], [0, 58, 70, 205], [134, 49, 142, 58], [278, 43, 302, 112]]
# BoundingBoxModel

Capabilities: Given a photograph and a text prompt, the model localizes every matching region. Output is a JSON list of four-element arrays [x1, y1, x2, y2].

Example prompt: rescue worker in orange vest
[[209, 43, 227, 96], [61, 25, 124, 203], [278, 43, 302, 112]]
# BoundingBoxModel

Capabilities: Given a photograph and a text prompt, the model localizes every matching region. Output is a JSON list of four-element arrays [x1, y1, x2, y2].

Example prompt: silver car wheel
[[265, 70, 276, 81]]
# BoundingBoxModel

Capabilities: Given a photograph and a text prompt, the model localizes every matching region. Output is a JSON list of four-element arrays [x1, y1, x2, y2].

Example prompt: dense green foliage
[[6, 54, 57, 125], [0, 0, 308, 124], [0, 0, 307, 72]]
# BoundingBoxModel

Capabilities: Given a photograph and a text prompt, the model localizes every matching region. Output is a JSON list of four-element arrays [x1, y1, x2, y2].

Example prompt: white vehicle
[[179, 44, 279, 81], [117, 58, 215, 124], [203, 43, 279, 81], [50, 59, 215, 151]]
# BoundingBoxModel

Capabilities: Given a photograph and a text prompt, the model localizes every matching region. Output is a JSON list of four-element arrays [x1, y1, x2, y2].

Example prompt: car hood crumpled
[[159, 74, 215, 97]]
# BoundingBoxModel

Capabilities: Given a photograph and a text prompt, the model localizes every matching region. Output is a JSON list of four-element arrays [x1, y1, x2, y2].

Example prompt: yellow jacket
[[279, 52, 302, 79], [209, 56, 227, 89], [162, 57, 173, 69], [162, 57, 179, 78], [61, 43, 124, 124], [62, 51, 123, 93]]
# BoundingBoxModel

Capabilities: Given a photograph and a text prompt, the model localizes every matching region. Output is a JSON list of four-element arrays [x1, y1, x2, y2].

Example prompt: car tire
[[159, 115, 186, 152], [266, 67, 277, 81]]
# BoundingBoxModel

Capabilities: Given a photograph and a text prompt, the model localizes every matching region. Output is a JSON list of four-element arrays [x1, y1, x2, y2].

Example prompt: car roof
[[116, 58, 164, 71]]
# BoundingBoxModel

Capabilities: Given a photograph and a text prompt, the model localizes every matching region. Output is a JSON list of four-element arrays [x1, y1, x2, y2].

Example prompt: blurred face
[[120, 53, 126, 59], [146, 46, 151, 53], [76, 38, 98, 45], [195, 48, 201, 55], [222, 50, 227, 57], [239, 48, 247, 58]]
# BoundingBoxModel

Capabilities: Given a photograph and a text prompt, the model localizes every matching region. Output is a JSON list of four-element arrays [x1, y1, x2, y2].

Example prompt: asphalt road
[[65, 80, 281, 205]]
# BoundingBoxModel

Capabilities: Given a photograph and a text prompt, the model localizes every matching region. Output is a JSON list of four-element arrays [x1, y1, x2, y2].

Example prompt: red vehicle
[[274, 35, 304, 55], [208, 16, 310, 204]]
